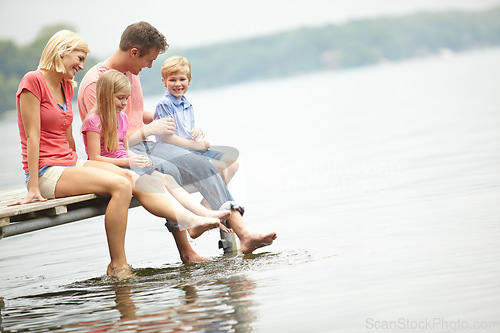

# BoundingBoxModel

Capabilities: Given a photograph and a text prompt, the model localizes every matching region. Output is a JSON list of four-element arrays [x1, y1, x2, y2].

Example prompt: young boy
[[154, 56, 239, 185]]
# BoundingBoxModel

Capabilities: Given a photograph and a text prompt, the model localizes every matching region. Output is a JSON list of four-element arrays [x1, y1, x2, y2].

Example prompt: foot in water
[[181, 251, 212, 264], [107, 263, 136, 280], [240, 231, 277, 254], [188, 218, 233, 239]]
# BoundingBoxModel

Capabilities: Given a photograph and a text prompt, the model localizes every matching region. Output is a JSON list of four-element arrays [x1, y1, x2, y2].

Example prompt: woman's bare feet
[[239, 231, 277, 254], [107, 263, 136, 280], [187, 218, 233, 239]]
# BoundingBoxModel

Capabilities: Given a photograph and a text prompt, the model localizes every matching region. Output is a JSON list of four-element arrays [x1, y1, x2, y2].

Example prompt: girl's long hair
[[95, 70, 130, 152]]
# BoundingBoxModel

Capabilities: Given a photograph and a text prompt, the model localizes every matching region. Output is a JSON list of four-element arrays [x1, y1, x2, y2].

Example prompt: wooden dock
[[0, 187, 240, 254], [0, 188, 139, 239]]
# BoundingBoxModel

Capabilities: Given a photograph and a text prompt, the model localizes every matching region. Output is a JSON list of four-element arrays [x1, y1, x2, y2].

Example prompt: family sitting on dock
[[12, 22, 277, 279]]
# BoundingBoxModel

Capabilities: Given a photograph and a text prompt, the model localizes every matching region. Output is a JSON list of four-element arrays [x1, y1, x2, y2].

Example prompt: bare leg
[[211, 157, 239, 185], [97, 168, 224, 264], [226, 210, 277, 254], [222, 157, 239, 184], [171, 228, 211, 263], [55, 161, 134, 279], [133, 189, 230, 238], [156, 172, 231, 220], [133, 174, 231, 238], [134, 174, 214, 263]]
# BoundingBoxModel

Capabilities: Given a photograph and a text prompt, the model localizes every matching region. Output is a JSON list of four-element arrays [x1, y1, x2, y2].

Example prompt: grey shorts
[[26, 159, 87, 199]]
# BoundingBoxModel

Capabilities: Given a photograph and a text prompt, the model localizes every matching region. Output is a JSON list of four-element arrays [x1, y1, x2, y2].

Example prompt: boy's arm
[[161, 133, 210, 152], [190, 126, 205, 141], [154, 101, 208, 150]]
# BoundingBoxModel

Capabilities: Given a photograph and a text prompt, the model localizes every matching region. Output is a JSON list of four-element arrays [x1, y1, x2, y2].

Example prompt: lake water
[[1, 48, 500, 332]]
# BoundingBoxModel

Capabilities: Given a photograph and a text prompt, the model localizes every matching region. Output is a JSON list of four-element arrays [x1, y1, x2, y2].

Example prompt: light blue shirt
[[154, 91, 195, 142]]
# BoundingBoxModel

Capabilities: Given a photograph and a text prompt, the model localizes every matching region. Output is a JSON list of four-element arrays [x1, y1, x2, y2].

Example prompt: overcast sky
[[1, 0, 500, 58]]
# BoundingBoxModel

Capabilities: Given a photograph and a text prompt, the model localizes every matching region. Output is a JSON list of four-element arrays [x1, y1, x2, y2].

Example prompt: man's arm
[[143, 110, 154, 124], [77, 82, 97, 122], [127, 117, 176, 146]]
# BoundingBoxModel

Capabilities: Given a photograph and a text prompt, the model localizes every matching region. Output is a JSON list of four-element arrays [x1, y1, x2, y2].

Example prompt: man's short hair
[[119, 21, 168, 56]]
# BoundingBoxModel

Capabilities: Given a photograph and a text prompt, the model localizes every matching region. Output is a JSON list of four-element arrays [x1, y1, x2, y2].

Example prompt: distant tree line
[[0, 24, 97, 115], [141, 7, 500, 94], [1, 7, 499, 114]]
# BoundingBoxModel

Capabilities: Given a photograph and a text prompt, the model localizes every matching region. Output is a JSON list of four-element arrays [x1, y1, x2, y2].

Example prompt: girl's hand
[[191, 126, 205, 140], [129, 154, 152, 169], [8, 188, 47, 206]]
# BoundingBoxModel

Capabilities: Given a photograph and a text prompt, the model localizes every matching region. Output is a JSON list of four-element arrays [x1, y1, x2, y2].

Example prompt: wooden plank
[[0, 188, 26, 202], [54, 205, 68, 215], [0, 217, 9, 227], [0, 184, 189, 239], [0, 188, 99, 220]]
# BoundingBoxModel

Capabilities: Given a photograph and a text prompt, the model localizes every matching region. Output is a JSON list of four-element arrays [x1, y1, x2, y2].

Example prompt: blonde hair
[[161, 56, 191, 82], [38, 30, 90, 87], [95, 70, 131, 152]]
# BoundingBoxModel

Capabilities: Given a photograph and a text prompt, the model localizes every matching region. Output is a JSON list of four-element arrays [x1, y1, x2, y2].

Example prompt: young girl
[[82, 70, 231, 238]]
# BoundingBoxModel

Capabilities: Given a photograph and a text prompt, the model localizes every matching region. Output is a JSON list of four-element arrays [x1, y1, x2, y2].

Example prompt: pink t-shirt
[[78, 63, 144, 131], [16, 70, 78, 173], [81, 112, 129, 159]]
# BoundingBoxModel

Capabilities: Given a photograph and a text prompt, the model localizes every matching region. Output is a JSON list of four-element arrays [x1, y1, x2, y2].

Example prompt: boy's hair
[[161, 56, 191, 82], [96, 70, 131, 152], [38, 30, 90, 87], [119, 21, 169, 57]]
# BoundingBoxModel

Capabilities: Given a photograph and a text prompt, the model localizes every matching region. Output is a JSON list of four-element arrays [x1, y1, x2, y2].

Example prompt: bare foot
[[187, 218, 233, 239], [107, 263, 136, 280], [240, 231, 277, 254], [206, 209, 231, 220], [181, 252, 212, 264]]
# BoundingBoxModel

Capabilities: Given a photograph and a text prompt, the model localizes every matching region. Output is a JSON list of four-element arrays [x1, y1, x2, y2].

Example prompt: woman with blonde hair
[[12, 30, 135, 279]]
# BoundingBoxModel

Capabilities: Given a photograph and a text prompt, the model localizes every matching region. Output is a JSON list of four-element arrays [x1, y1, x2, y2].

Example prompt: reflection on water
[[3, 255, 275, 332], [1, 247, 319, 331]]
